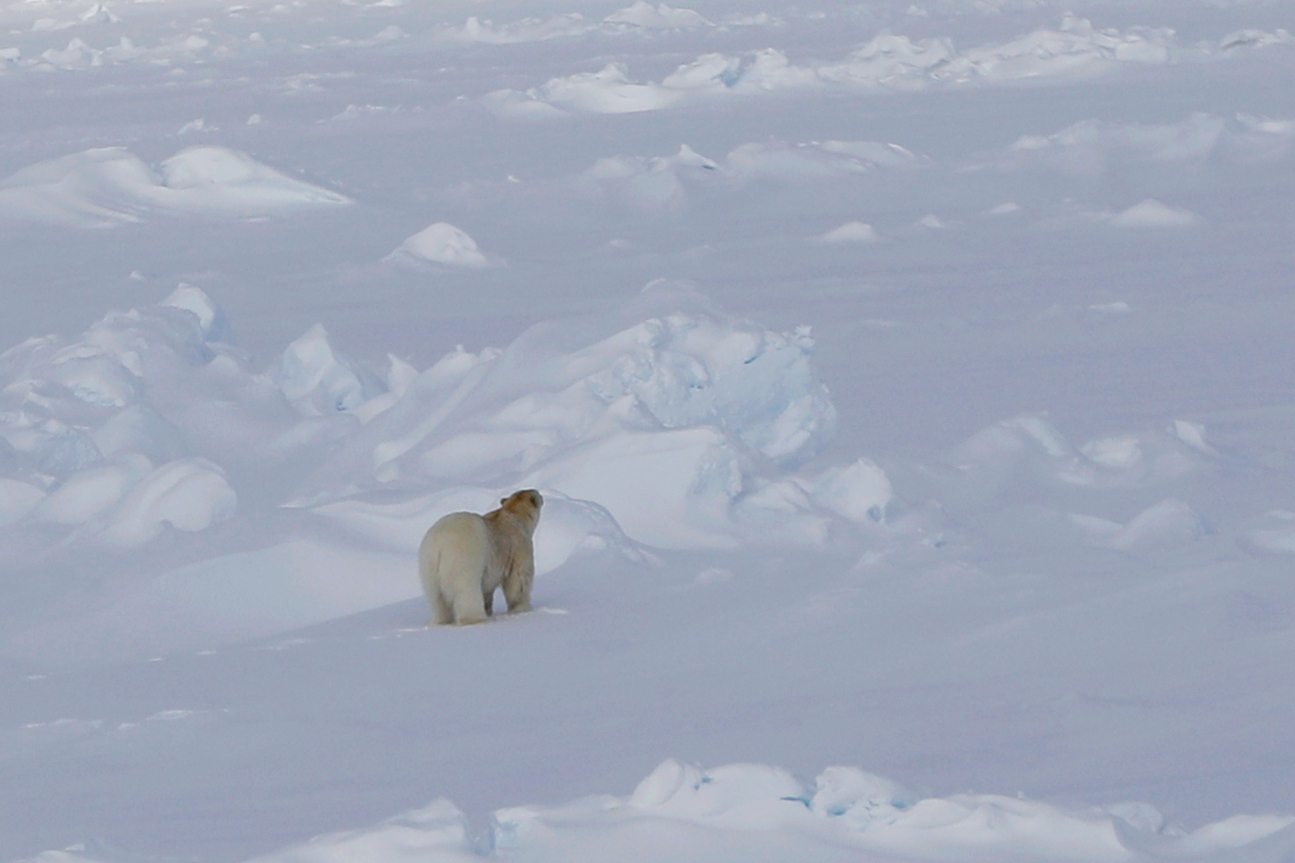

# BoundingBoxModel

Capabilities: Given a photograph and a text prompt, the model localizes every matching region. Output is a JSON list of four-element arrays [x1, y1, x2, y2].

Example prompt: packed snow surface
[[0, 148, 351, 227], [3, 0, 1295, 860]]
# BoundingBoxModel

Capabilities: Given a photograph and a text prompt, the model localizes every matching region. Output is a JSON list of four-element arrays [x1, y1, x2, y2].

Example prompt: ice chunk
[[812, 458, 893, 524], [628, 760, 807, 829], [275, 324, 382, 417], [161, 284, 233, 342], [811, 766, 915, 826]]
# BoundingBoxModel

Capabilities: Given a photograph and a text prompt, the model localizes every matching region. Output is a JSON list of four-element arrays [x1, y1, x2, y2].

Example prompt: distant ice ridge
[[0, 286, 242, 547], [581, 140, 920, 210], [430, 13, 591, 45], [430, 1, 749, 44], [42, 759, 1294, 862], [484, 17, 1288, 117], [997, 112, 1295, 173], [0, 146, 351, 228]]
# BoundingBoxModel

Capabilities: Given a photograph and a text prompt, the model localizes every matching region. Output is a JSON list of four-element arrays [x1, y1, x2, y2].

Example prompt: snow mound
[[0, 146, 351, 227], [1070, 498, 1205, 550], [431, 14, 589, 45], [96, 760, 1293, 863], [604, 2, 710, 31], [819, 221, 878, 243], [581, 140, 917, 209], [1111, 199, 1197, 228], [949, 414, 1209, 493], [94, 457, 237, 547], [998, 113, 1295, 174], [384, 222, 494, 268]]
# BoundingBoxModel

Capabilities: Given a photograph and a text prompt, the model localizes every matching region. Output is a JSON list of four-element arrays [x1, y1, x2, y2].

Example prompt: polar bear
[[419, 489, 543, 626]]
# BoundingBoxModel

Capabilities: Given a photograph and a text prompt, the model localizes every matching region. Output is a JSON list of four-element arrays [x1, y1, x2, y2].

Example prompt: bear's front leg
[[503, 563, 534, 614], [483, 590, 495, 617]]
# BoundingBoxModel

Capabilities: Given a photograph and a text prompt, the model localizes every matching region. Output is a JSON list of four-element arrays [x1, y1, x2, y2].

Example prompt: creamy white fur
[[419, 489, 543, 625]]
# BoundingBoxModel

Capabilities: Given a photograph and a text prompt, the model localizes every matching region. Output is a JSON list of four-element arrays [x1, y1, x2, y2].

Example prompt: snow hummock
[[95, 457, 237, 547], [1111, 199, 1198, 228], [384, 222, 493, 268], [0, 147, 351, 227], [819, 220, 878, 244]]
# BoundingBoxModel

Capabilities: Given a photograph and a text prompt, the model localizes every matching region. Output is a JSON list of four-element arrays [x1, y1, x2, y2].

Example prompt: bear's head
[[501, 489, 543, 530]]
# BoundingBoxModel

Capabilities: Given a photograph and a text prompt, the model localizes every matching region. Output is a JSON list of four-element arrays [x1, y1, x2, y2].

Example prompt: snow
[[65, 759, 1288, 862], [819, 221, 879, 243], [4, 0, 1295, 859], [384, 222, 493, 269], [1111, 199, 1198, 228], [0, 147, 350, 228], [483, 16, 1288, 117]]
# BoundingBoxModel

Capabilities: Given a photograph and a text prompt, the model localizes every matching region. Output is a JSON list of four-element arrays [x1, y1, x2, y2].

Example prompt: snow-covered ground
[[3, 0, 1295, 860]]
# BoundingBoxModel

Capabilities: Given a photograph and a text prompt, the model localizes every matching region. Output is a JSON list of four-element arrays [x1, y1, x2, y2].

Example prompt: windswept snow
[[5, 0, 1295, 858], [0, 147, 350, 228]]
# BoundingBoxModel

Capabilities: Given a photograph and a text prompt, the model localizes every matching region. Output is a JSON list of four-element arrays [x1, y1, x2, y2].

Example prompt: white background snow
[[3, 0, 1295, 859]]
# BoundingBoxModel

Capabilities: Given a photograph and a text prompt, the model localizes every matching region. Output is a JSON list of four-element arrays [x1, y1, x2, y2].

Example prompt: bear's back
[[422, 511, 488, 557]]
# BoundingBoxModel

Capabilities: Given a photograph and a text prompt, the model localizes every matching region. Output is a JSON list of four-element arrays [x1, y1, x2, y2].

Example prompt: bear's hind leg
[[451, 590, 488, 626], [483, 590, 495, 617], [431, 587, 454, 626]]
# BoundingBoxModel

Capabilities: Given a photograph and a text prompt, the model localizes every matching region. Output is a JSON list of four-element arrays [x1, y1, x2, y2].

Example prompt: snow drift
[[0, 146, 352, 227], [39, 759, 1294, 863]]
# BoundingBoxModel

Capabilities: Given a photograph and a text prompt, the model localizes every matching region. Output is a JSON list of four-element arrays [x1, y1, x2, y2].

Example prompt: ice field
[[3, 0, 1295, 859]]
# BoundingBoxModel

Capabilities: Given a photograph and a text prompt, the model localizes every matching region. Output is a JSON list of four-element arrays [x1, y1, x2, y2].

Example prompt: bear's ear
[[501, 497, 508, 505]]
